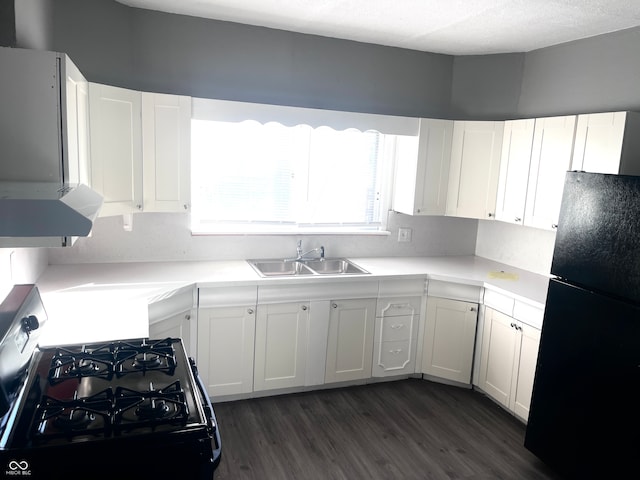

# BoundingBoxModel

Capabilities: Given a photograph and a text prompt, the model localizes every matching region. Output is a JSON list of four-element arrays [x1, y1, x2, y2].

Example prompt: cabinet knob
[[185, 314, 191, 320], [247, 308, 254, 315], [469, 307, 476, 312], [136, 204, 142, 210], [488, 212, 494, 218], [301, 305, 308, 311], [551, 224, 558, 229], [332, 303, 338, 309], [510, 322, 517, 328], [514, 217, 522, 222], [183, 204, 189, 210]]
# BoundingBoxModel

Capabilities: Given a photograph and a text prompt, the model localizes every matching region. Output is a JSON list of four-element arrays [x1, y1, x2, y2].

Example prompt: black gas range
[[0, 285, 221, 479]]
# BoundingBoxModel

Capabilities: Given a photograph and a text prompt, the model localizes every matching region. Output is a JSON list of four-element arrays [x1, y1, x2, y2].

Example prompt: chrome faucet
[[295, 240, 325, 260]]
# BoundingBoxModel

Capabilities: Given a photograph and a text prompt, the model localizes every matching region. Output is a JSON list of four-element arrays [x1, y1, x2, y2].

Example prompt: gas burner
[[114, 381, 188, 433], [33, 389, 114, 443], [48, 345, 115, 383], [114, 339, 177, 377]]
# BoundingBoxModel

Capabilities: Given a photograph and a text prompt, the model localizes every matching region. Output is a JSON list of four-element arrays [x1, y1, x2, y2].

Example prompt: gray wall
[[14, 0, 53, 50], [48, 0, 453, 118]]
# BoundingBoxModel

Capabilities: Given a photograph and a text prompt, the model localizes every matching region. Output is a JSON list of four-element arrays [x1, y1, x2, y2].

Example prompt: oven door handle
[[189, 357, 222, 461]]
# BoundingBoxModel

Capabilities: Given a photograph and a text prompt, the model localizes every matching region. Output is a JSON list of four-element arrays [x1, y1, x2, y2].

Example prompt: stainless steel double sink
[[247, 258, 369, 277]]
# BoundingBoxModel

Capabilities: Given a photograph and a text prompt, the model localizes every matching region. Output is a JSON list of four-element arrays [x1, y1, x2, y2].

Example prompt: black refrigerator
[[525, 172, 640, 479]]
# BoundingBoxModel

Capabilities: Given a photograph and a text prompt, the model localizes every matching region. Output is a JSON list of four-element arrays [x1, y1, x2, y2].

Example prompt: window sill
[[191, 226, 391, 236]]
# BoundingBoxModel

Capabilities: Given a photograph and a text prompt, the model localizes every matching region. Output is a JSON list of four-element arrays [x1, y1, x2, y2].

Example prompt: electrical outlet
[[397, 227, 412, 243]]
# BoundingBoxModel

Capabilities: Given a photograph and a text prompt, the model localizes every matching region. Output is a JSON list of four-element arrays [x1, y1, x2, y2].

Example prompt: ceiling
[[116, 0, 640, 55]]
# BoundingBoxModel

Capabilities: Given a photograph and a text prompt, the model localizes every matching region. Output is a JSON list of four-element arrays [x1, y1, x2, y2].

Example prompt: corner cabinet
[[89, 83, 143, 216], [325, 298, 376, 383], [88, 84, 191, 216], [196, 286, 257, 398], [392, 118, 454, 216], [446, 121, 504, 220]]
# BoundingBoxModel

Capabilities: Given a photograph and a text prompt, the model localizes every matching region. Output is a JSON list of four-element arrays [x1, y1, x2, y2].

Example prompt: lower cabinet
[[477, 306, 541, 421], [325, 298, 376, 383], [197, 305, 256, 397], [148, 285, 197, 357], [421, 296, 478, 384], [149, 308, 194, 353], [372, 295, 422, 377], [254, 301, 310, 391]]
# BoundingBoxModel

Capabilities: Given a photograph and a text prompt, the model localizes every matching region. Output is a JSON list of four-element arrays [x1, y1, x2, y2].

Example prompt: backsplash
[[46, 211, 478, 264]]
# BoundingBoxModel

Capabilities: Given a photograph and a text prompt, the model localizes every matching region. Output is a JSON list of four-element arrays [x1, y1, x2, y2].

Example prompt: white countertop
[[35, 255, 550, 346]]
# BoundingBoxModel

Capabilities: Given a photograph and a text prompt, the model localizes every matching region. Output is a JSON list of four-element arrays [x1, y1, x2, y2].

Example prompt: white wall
[[0, 247, 48, 299], [47, 211, 478, 264], [475, 220, 556, 276]]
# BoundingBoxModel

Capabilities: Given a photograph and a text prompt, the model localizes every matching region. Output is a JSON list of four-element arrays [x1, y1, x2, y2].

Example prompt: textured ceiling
[[116, 0, 640, 55]]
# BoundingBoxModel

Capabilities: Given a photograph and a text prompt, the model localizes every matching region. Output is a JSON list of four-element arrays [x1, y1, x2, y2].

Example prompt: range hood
[[0, 182, 103, 247], [0, 47, 103, 247]]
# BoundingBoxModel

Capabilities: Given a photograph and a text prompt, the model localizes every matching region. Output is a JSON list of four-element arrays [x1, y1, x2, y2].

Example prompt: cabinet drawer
[[483, 289, 515, 316], [513, 300, 544, 329], [376, 340, 411, 371], [376, 296, 421, 318], [379, 315, 414, 342]]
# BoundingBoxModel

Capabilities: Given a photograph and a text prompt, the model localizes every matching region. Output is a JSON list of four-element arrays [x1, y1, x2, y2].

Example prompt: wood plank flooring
[[211, 379, 562, 479]]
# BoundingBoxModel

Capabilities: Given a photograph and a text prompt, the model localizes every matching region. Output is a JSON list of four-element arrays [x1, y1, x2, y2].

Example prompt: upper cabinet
[[64, 57, 91, 187], [393, 118, 453, 216], [142, 93, 192, 212], [524, 115, 577, 231], [88, 84, 191, 217], [446, 121, 504, 220], [571, 111, 640, 175], [89, 83, 143, 216], [495, 119, 535, 225]]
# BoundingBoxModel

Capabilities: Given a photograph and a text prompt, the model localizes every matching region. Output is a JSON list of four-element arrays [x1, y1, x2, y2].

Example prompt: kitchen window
[[190, 98, 419, 234]]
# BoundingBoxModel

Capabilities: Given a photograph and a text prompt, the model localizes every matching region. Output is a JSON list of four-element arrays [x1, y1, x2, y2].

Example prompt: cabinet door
[[510, 322, 541, 421], [64, 57, 90, 186], [478, 307, 518, 408], [197, 305, 256, 397], [325, 298, 376, 383], [524, 115, 576, 230], [89, 83, 142, 216], [254, 302, 309, 391], [393, 119, 453, 215], [422, 297, 478, 384], [447, 121, 504, 220], [495, 119, 535, 225], [373, 297, 421, 377], [142, 93, 191, 212], [571, 112, 626, 174], [149, 308, 194, 357]]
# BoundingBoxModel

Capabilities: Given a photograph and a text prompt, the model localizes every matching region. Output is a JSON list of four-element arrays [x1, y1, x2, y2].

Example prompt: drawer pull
[[388, 349, 403, 355], [390, 324, 404, 329]]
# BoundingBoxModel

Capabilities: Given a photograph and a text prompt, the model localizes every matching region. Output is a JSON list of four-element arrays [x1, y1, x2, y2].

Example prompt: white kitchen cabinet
[[198, 305, 256, 397], [197, 286, 257, 398], [495, 119, 535, 225], [89, 83, 143, 216], [446, 121, 504, 220], [373, 295, 422, 377], [149, 308, 194, 353], [422, 296, 478, 384], [254, 301, 310, 391], [325, 298, 376, 383], [142, 92, 192, 212], [571, 111, 640, 175], [64, 58, 91, 186], [89, 83, 192, 217], [393, 118, 454, 216], [524, 115, 576, 231], [478, 306, 541, 422]]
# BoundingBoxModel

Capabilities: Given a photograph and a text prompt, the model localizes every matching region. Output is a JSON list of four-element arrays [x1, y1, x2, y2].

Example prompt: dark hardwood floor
[[211, 379, 562, 479]]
